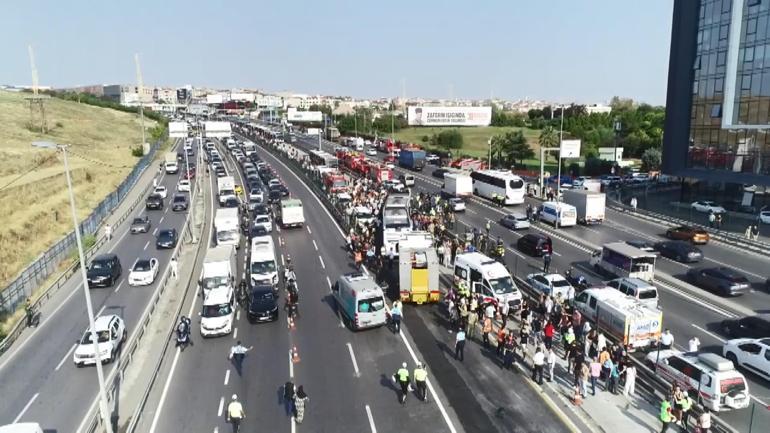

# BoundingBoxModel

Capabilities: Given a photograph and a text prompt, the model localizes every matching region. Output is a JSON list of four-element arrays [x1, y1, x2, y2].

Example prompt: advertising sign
[[206, 94, 224, 104], [560, 139, 581, 158], [287, 108, 323, 122], [203, 121, 232, 138], [169, 121, 189, 138], [407, 106, 492, 126]]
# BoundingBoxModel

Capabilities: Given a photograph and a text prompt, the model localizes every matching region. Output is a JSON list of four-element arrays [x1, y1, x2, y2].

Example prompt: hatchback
[[517, 233, 552, 256], [686, 267, 750, 296]]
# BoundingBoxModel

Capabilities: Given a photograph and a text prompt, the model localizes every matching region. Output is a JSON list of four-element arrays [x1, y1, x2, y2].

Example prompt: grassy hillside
[[392, 126, 542, 158], [0, 90, 155, 287]]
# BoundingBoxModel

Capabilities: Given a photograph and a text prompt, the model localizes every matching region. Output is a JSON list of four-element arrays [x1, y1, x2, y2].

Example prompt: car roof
[[93, 253, 117, 261], [92, 314, 119, 331], [203, 287, 232, 305], [251, 285, 273, 295]]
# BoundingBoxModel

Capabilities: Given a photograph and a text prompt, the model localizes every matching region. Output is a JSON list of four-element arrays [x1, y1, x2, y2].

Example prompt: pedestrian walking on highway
[[547, 347, 556, 382], [589, 357, 601, 395], [623, 362, 637, 398], [454, 328, 466, 362], [466, 308, 478, 340], [688, 336, 701, 353], [531, 347, 545, 385], [482, 316, 493, 349], [283, 381, 295, 416], [660, 329, 674, 350], [293, 386, 309, 423], [697, 408, 712, 433], [542, 252, 552, 273], [229, 341, 253, 376], [708, 211, 716, 228], [393, 363, 411, 404], [659, 399, 675, 433], [716, 213, 722, 230], [390, 300, 403, 334], [752, 224, 760, 240], [413, 362, 428, 402], [105, 224, 112, 241], [496, 327, 507, 357], [630, 196, 638, 213], [170, 256, 178, 279], [227, 394, 245, 433], [578, 360, 589, 397], [437, 242, 445, 266]]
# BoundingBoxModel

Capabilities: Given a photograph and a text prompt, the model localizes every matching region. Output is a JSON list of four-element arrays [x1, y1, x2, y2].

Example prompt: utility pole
[[135, 54, 147, 149], [557, 105, 565, 200]]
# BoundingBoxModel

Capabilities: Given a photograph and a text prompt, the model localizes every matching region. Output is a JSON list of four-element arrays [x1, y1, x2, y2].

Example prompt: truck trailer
[[398, 148, 426, 171], [562, 189, 605, 224]]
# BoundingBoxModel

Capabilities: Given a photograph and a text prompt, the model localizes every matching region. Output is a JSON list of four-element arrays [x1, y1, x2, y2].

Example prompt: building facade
[[665, 0, 770, 186]]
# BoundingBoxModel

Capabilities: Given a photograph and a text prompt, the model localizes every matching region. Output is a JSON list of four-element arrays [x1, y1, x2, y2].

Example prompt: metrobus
[[378, 193, 413, 255], [470, 170, 526, 205], [309, 150, 338, 168]]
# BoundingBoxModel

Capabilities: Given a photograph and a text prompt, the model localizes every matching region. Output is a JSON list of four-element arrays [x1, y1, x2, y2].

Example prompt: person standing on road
[[547, 347, 557, 382], [630, 197, 638, 213], [170, 256, 178, 279], [413, 363, 428, 402], [532, 347, 545, 385], [542, 251, 552, 273], [708, 211, 716, 228], [390, 300, 403, 334], [589, 357, 601, 395], [283, 381, 295, 416], [226, 394, 245, 433], [229, 341, 253, 376], [293, 386, 309, 423], [660, 329, 674, 350], [482, 315, 493, 349], [393, 362, 411, 404], [697, 408, 712, 433], [105, 224, 112, 241], [623, 362, 637, 398], [454, 328, 467, 362], [659, 399, 675, 433], [688, 336, 701, 353]]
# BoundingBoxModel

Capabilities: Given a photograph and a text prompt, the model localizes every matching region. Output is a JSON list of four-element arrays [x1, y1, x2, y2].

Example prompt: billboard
[[407, 106, 492, 126], [169, 122, 189, 138], [560, 140, 581, 158], [176, 88, 188, 103], [287, 108, 323, 122], [203, 121, 232, 138], [206, 94, 224, 104]]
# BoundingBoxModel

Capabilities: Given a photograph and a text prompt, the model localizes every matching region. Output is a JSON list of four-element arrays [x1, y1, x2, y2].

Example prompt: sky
[[0, 0, 674, 105]]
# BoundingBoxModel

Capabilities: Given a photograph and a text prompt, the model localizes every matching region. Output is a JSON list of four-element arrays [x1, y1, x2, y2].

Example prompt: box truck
[[217, 176, 236, 206], [442, 172, 473, 197], [164, 152, 178, 174], [398, 148, 426, 171], [562, 189, 606, 224], [215, 208, 240, 248], [199, 245, 236, 297]]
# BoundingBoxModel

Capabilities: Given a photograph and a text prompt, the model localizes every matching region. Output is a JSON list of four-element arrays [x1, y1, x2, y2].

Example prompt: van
[[200, 286, 235, 337], [645, 351, 751, 411], [606, 277, 659, 308], [539, 201, 577, 227], [332, 272, 387, 330], [0, 423, 44, 433], [453, 252, 522, 311], [400, 174, 415, 187], [249, 240, 278, 288]]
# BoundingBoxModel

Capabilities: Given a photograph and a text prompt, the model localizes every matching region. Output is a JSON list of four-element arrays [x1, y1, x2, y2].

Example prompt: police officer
[[25, 297, 35, 327], [413, 362, 428, 402], [394, 362, 411, 404], [227, 394, 245, 432]]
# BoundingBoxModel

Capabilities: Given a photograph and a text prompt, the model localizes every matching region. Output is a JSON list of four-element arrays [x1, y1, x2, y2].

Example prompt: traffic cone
[[288, 316, 296, 330], [292, 346, 300, 363]]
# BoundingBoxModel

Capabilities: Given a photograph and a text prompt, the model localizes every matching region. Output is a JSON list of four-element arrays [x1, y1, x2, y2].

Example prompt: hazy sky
[[1, 0, 673, 105]]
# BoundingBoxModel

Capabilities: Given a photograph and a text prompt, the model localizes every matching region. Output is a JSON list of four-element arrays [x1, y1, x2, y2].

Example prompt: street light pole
[[557, 105, 565, 200], [488, 137, 492, 169], [33, 142, 114, 433]]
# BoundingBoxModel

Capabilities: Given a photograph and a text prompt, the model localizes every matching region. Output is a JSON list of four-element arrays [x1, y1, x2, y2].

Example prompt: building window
[[719, 24, 729, 40], [693, 80, 700, 95], [742, 74, 752, 90], [722, 0, 732, 14], [710, 104, 722, 118], [745, 46, 755, 62], [717, 50, 727, 66], [715, 77, 724, 92], [747, 18, 758, 35], [748, 0, 761, 7]]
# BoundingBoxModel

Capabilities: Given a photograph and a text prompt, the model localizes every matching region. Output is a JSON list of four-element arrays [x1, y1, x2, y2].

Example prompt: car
[[182, 168, 196, 180], [215, 167, 227, 177], [86, 254, 122, 288], [278, 184, 290, 197], [145, 193, 164, 210], [268, 178, 281, 188], [172, 194, 189, 211], [517, 233, 552, 257], [691, 200, 726, 214], [254, 204, 271, 218], [156, 228, 178, 249], [253, 213, 272, 233], [383, 179, 405, 192], [432, 168, 449, 179], [626, 239, 657, 254], [722, 338, 770, 382], [654, 240, 703, 262], [526, 273, 574, 298], [448, 197, 465, 212], [177, 179, 191, 192], [500, 213, 531, 230], [721, 315, 770, 339], [366, 148, 377, 156], [73, 315, 126, 366], [128, 258, 160, 286], [723, 201, 757, 214], [130, 216, 151, 234], [384, 161, 396, 169], [425, 154, 440, 164], [665, 225, 710, 244], [686, 267, 750, 296], [249, 224, 270, 239], [760, 210, 770, 224], [222, 197, 240, 208], [247, 285, 279, 323], [153, 185, 168, 199]]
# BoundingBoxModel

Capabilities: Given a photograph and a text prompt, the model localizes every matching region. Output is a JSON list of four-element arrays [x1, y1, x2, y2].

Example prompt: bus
[[470, 170, 526, 205], [378, 193, 413, 255], [589, 242, 657, 282], [309, 150, 338, 168]]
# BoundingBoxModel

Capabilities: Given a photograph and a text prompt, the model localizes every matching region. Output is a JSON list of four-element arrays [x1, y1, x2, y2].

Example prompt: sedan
[[215, 167, 227, 177], [177, 179, 191, 192], [760, 211, 770, 224], [500, 213, 531, 230], [526, 273, 574, 299], [654, 241, 703, 263], [172, 194, 189, 211], [156, 228, 178, 249], [153, 185, 168, 199], [686, 267, 750, 296], [130, 216, 151, 234], [128, 258, 160, 286], [691, 200, 726, 214], [666, 225, 709, 244], [448, 198, 465, 212], [253, 214, 272, 233], [383, 180, 405, 192], [247, 285, 279, 323], [145, 193, 164, 210], [432, 168, 448, 179], [721, 315, 770, 339], [366, 148, 377, 156]]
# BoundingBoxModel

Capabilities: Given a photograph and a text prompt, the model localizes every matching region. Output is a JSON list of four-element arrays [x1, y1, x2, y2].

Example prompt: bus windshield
[[383, 208, 410, 229]]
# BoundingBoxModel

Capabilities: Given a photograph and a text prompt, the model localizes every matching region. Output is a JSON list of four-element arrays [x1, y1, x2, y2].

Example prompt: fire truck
[[367, 163, 393, 183], [450, 158, 487, 171], [323, 171, 348, 193]]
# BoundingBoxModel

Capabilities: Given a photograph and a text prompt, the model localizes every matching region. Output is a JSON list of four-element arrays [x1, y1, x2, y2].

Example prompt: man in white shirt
[[485, 303, 496, 320], [660, 329, 674, 350], [688, 336, 701, 353], [547, 348, 557, 382], [532, 347, 545, 385]]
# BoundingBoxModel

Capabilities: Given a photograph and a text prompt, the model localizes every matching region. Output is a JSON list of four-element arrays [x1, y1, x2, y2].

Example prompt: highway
[[0, 140, 194, 431], [292, 133, 770, 431]]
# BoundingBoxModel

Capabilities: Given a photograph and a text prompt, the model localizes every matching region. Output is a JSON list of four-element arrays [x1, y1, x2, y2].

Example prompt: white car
[[383, 179, 405, 192], [366, 148, 377, 156], [128, 258, 160, 286], [723, 338, 770, 382], [384, 161, 396, 169], [449, 198, 466, 212], [526, 273, 574, 299], [759, 210, 770, 224], [153, 185, 168, 199], [253, 214, 272, 233], [177, 179, 191, 192], [691, 200, 725, 214], [73, 315, 126, 366]]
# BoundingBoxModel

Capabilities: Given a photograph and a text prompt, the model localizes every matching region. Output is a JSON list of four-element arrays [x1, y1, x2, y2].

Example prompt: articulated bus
[[309, 149, 339, 168], [470, 170, 526, 205], [378, 193, 412, 255]]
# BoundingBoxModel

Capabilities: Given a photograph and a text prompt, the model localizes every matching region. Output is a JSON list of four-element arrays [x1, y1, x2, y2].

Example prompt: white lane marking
[[318, 256, 325, 269], [12, 392, 39, 423], [217, 396, 225, 417], [552, 251, 562, 257], [466, 208, 477, 215], [291, 416, 296, 433], [326, 276, 332, 290], [654, 280, 736, 318], [307, 225, 312, 234], [153, 228, 158, 235], [505, 247, 526, 259], [276, 225, 281, 233], [346, 342, 361, 377], [313, 239, 318, 251], [164, 206, 169, 214], [96, 305, 106, 317], [691, 324, 726, 343], [54, 344, 77, 371], [159, 216, 165, 224], [236, 309, 241, 321], [224, 369, 230, 386], [288, 349, 294, 379], [280, 254, 285, 266], [365, 405, 377, 433], [143, 240, 150, 250], [114, 280, 124, 293], [232, 327, 238, 339]]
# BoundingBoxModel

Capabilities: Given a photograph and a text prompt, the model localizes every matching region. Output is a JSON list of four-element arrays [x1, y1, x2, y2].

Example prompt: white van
[[249, 240, 278, 288], [200, 286, 235, 337], [453, 252, 523, 311], [606, 277, 659, 308], [539, 201, 577, 227], [0, 423, 44, 433], [644, 351, 751, 411], [332, 272, 387, 330]]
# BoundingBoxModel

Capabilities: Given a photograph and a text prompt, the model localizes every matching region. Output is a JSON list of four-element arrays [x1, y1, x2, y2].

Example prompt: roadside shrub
[[131, 146, 144, 157]]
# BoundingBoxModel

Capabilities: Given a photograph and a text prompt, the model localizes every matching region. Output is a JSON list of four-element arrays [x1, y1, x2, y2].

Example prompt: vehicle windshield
[[202, 276, 229, 290], [174, 196, 186, 203], [357, 296, 385, 312], [133, 260, 152, 272], [217, 231, 237, 242], [551, 279, 570, 288], [515, 215, 528, 221], [132, 218, 145, 224], [509, 179, 524, 189], [81, 330, 110, 344], [251, 260, 276, 275], [357, 211, 373, 219], [638, 289, 658, 300], [383, 208, 410, 229], [89, 260, 109, 270], [333, 179, 347, 188], [251, 291, 275, 305], [488, 276, 516, 294], [202, 303, 232, 318], [256, 216, 270, 223]]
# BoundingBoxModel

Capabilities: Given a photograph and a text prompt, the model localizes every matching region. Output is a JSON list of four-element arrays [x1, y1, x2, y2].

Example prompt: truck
[[278, 199, 305, 228], [306, 127, 320, 136], [214, 208, 240, 248], [397, 232, 440, 304], [164, 152, 178, 174], [217, 176, 236, 206], [572, 288, 663, 349], [398, 148, 426, 171], [589, 242, 656, 282], [562, 189, 605, 224], [442, 172, 473, 197], [199, 245, 236, 297]]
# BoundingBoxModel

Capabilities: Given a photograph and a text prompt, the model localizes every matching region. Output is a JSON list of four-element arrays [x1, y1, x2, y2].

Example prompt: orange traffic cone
[[288, 316, 296, 330], [292, 346, 300, 363]]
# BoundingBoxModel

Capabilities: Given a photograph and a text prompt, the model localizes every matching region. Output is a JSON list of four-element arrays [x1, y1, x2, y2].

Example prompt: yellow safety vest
[[660, 401, 673, 422], [397, 368, 409, 382], [414, 368, 427, 382]]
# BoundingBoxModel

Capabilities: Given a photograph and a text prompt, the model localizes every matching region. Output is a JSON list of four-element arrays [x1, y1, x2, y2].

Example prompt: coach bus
[[378, 193, 413, 255], [470, 170, 526, 205], [309, 149, 338, 168]]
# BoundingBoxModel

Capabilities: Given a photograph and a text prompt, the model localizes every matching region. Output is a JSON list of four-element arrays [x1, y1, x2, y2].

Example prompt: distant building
[[103, 84, 153, 105], [585, 104, 612, 114]]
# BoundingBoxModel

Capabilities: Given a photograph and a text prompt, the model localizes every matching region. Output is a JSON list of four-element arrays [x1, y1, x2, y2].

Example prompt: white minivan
[[332, 272, 387, 330], [539, 202, 577, 227], [0, 423, 44, 433], [606, 277, 659, 308], [200, 286, 235, 337]]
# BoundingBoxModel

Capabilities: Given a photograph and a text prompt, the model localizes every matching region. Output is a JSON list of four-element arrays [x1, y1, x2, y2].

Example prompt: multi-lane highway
[[0, 140, 196, 431]]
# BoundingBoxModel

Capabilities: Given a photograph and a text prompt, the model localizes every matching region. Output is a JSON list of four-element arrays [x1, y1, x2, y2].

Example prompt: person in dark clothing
[[543, 252, 552, 273]]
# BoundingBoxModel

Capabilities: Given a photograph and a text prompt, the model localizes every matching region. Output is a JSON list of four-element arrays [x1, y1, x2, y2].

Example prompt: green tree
[[489, 135, 507, 167], [432, 129, 463, 153], [503, 130, 534, 165], [641, 148, 662, 171], [538, 125, 558, 150]]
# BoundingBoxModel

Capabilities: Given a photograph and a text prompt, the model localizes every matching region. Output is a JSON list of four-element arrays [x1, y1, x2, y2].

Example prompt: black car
[[172, 194, 189, 211], [686, 267, 750, 296], [253, 204, 271, 218], [654, 241, 703, 263], [278, 184, 290, 197], [268, 189, 282, 204], [247, 285, 279, 323], [156, 228, 178, 249], [215, 167, 227, 177], [145, 193, 164, 210], [721, 315, 770, 339], [517, 233, 552, 257], [86, 254, 122, 288], [432, 168, 448, 179], [249, 225, 269, 239], [222, 197, 240, 208], [130, 216, 151, 234]]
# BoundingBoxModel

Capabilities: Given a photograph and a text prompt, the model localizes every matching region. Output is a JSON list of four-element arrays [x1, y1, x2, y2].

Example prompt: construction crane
[[26, 45, 48, 132], [134, 53, 147, 148]]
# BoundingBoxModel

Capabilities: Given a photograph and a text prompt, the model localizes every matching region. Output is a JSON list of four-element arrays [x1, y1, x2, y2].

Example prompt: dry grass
[[0, 90, 155, 288]]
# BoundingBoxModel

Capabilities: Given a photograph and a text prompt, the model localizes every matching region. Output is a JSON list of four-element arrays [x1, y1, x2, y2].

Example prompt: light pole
[[613, 119, 622, 174], [557, 105, 565, 200], [488, 137, 493, 169], [32, 141, 114, 433]]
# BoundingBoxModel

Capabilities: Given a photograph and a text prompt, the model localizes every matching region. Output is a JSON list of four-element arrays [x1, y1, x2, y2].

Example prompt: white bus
[[589, 242, 657, 282], [309, 150, 338, 168], [379, 193, 412, 255], [470, 170, 526, 205]]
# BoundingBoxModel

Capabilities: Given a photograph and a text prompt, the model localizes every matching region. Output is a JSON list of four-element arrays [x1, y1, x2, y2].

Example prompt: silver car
[[500, 212, 530, 230]]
